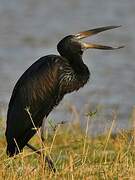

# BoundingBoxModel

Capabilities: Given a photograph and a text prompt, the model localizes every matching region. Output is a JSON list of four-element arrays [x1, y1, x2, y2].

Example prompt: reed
[[0, 108, 134, 179]]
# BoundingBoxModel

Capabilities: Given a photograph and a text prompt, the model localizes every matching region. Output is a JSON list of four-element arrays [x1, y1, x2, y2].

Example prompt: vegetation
[[0, 109, 135, 180]]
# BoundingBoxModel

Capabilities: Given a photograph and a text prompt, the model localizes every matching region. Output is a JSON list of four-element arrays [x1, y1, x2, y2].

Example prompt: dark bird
[[5, 26, 123, 171]]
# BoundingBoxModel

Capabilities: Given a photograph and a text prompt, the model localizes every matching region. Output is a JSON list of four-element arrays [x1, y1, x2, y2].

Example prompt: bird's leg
[[26, 143, 56, 173], [40, 117, 47, 142]]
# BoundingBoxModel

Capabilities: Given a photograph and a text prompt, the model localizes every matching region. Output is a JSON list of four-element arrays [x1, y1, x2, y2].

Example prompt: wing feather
[[6, 55, 62, 155]]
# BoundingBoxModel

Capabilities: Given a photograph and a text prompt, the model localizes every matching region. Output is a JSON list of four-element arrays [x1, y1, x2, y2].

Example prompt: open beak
[[75, 26, 124, 50]]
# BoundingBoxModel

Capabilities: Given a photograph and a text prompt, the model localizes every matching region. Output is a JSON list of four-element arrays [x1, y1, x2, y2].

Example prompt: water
[[0, 0, 135, 134]]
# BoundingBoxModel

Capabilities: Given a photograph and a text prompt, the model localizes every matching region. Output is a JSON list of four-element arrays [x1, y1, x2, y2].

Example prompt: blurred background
[[0, 0, 134, 135]]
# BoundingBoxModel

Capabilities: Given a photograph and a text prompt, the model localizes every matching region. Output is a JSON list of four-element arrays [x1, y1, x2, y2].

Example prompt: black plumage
[[5, 26, 122, 158]]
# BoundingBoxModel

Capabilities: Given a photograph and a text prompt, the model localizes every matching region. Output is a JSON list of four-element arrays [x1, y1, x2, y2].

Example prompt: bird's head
[[57, 26, 124, 58]]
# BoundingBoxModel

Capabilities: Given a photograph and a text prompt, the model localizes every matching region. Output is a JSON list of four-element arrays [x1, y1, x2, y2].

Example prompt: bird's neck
[[67, 54, 89, 77]]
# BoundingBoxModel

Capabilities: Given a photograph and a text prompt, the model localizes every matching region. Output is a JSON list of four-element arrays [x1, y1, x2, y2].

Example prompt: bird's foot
[[45, 156, 56, 173]]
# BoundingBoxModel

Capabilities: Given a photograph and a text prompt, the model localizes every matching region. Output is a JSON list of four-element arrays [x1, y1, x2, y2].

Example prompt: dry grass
[[0, 110, 135, 180]]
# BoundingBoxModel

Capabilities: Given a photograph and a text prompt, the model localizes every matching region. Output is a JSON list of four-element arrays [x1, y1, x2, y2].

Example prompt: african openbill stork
[[5, 26, 123, 172]]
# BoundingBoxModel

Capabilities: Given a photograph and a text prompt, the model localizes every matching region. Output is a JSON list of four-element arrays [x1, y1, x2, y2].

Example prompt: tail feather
[[6, 141, 19, 157], [6, 128, 37, 156]]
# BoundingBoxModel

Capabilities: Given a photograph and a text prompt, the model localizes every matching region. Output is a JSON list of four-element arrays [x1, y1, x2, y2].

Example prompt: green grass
[[0, 114, 135, 179]]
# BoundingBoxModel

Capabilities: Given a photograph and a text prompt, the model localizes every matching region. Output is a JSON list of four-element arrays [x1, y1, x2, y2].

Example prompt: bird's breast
[[58, 62, 90, 94]]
